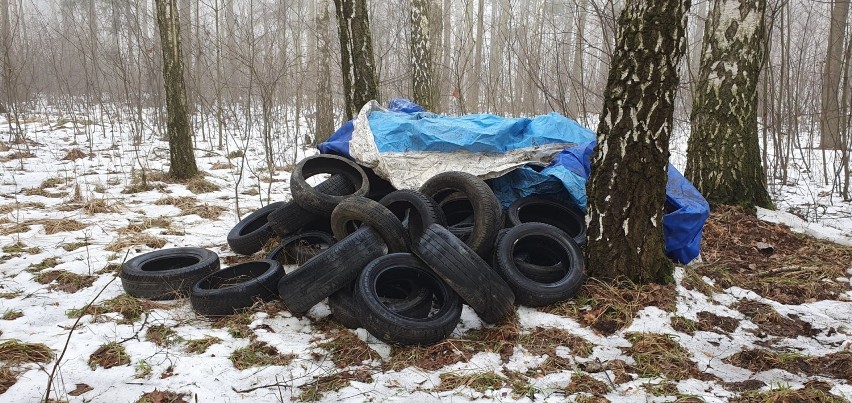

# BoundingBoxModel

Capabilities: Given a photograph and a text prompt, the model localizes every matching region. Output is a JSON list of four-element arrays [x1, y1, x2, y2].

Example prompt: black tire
[[121, 247, 220, 300], [276, 226, 388, 314], [190, 259, 284, 316], [363, 166, 397, 201], [493, 222, 585, 307], [266, 231, 336, 266], [419, 172, 502, 258], [512, 238, 566, 283], [355, 253, 463, 345], [330, 196, 408, 253], [290, 154, 370, 214], [378, 190, 446, 249], [329, 273, 433, 329], [506, 196, 587, 246], [227, 201, 286, 255], [268, 174, 355, 237], [414, 224, 514, 324]]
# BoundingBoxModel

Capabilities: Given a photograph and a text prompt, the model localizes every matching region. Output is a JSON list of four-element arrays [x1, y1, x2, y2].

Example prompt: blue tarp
[[318, 99, 710, 264]]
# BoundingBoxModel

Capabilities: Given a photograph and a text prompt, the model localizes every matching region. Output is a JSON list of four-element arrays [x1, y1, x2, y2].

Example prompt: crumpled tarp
[[318, 99, 710, 264]]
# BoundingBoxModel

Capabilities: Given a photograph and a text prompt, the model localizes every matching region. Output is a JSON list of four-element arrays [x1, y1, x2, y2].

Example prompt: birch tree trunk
[[334, 0, 380, 120], [686, 0, 774, 210], [820, 0, 850, 150], [410, 0, 435, 111], [154, 0, 198, 180], [315, 0, 335, 144], [568, 0, 588, 119], [585, 0, 690, 284]]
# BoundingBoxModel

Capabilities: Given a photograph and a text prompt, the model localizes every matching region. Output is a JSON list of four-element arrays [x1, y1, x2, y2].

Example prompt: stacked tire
[[119, 153, 588, 346]]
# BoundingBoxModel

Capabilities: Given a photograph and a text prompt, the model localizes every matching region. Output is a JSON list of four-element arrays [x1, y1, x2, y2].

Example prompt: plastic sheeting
[[318, 99, 710, 264]]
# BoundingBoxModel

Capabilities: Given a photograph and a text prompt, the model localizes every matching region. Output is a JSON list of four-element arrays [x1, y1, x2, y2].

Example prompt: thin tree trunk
[[585, 0, 690, 283], [820, 0, 850, 150], [155, 0, 198, 179], [410, 0, 435, 111], [568, 0, 588, 120], [315, 0, 335, 144]]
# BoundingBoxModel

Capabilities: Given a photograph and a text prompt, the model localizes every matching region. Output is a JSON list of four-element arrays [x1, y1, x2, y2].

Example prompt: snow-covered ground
[[1, 110, 850, 402]]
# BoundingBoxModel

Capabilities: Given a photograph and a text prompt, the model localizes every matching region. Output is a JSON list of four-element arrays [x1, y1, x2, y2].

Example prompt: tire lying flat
[[506, 196, 587, 246], [355, 253, 462, 345], [493, 222, 585, 307], [190, 259, 284, 316], [121, 247, 220, 300], [227, 201, 286, 255], [329, 271, 433, 330], [414, 223, 515, 324]]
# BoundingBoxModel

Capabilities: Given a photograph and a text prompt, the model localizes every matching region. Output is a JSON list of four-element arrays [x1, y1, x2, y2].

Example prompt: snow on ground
[[1, 110, 851, 402]]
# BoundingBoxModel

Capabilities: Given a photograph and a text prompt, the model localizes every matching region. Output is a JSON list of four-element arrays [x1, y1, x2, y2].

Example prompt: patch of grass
[[145, 324, 181, 347], [135, 389, 189, 403], [62, 148, 88, 160], [229, 341, 295, 370], [68, 294, 167, 324], [0, 367, 16, 394], [26, 257, 59, 273], [1, 218, 87, 235], [541, 278, 676, 335], [0, 201, 45, 214], [0, 151, 36, 162], [154, 196, 225, 219], [566, 373, 609, 396], [624, 332, 704, 381], [40, 177, 63, 188], [185, 176, 220, 193], [185, 336, 222, 354], [211, 311, 254, 339], [0, 340, 53, 364], [88, 342, 130, 369], [0, 290, 22, 299], [435, 371, 507, 393], [312, 318, 381, 368], [62, 241, 89, 251], [731, 380, 846, 403], [679, 269, 718, 297], [118, 216, 173, 234], [33, 270, 96, 292], [671, 316, 699, 335], [82, 198, 121, 214], [2, 310, 23, 320], [725, 349, 852, 381], [699, 206, 852, 304], [642, 380, 678, 396], [134, 360, 152, 379], [735, 299, 816, 338], [104, 233, 167, 252], [96, 263, 122, 276], [298, 369, 373, 401], [22, 187, 67, 198], [3, 241, 40, 255], [211, 161, 233, 170], [521, 326, 594, 358], [227, 150, 244, 159]]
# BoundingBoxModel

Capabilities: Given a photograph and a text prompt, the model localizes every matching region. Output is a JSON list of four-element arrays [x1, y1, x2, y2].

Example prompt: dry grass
[[61, 148, 88, 160], [154, 196, 225, 219], [731, 380, 846, 403], [2, 310, 23, 320], [33, 270, 96, 292], [435, 371, 507, 393], [229, 341, 295, 370], [88, 342, 130, 369], [0, 218, 86, 235], [3, 242, 41, 255], [0, 340, 53, 364], [313, 318, 381, 368], [61, 241, 89, 251], [211, 311, 254, 339], [0, 151, 37, 162], [735, 300, 816, 338], [104, 233, 167, 252], [0, 367, 16, 394], [211, 162, 233, 170], [40, 177, 63, 188], [520, 327, 594, 358], [135, 389, 190, 403], [725, 349, 852, 382], [22, 187, 66, 198], [541, 278, 676, 335], [0, 201, 45, 214], [0, 291, 22, 299], [698, 206, 852, 304], [565, 373, 609, 396], [145, 324, 181, 347], [624, 332, 706, 381], [185, 176, 220, 193], [26, 257, 59, 272], [185, 336, 222, 354], [118, 216, 173, 235], [298, 369, 374, 401], [68, 294, 168, 324]]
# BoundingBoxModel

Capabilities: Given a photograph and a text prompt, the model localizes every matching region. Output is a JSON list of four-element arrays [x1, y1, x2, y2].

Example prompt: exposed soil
[[735, 299, 818, 338]]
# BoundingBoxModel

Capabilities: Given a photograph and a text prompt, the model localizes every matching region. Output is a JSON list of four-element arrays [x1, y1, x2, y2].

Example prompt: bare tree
[[410, 0, 435, 110], [315, 0, 335, 144], [334, 0, 380, 120], [585, 0, 690, 283], [686, 0, 774, 210], [820, 0, 849, 150], [154, 0, 198, 179]]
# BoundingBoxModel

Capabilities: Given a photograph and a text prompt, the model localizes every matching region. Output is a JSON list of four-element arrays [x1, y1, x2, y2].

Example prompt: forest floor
[[0, 113, 851, 402]]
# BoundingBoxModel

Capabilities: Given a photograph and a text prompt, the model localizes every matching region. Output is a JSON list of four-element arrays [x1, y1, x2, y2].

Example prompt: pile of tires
[[119, 154, 588, 345]]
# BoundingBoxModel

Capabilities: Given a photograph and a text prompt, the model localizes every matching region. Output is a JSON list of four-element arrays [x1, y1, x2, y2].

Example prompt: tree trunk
[[568, 0, 588, 120], [585, 0, 690, 284], [685, 0, 774, 210], [155, 0, 198, 180], [410, 0, 435, 111], [820, 0, 850, 150], [315, 0, 335, 144], [1, 0, 12, 110], [334, 0, 380, 120], [468, 0, 484, 112]]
